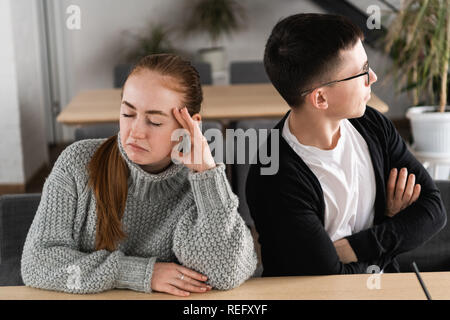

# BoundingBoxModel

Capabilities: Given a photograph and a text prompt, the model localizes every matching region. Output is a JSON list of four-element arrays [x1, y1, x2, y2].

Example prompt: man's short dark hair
[[264, 13, 364, 108]]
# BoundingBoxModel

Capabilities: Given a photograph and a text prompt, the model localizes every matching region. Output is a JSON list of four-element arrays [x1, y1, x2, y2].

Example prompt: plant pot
[[406, 106, 450, 155], [198, 47, 226, 73]]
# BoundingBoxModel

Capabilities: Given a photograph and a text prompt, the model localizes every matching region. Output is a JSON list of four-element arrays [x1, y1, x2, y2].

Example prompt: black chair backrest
[[114, 63, 134, 88], [396, 180, 450, 272], [230, 61, 270, 84], [192, 62, 213, 85], [0, 193, 41, 286], [228, 118, 280, 227]]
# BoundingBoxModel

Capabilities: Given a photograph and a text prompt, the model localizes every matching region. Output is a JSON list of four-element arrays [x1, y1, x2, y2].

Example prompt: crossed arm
[[248, 110, 446, 275], [334, 166, 421, 263]]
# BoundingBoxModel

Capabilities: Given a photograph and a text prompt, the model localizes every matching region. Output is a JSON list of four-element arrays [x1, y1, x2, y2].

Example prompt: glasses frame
[[300, 62, 370, 97]]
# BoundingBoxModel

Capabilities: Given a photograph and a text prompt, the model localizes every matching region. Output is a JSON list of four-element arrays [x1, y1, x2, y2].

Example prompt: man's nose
[[369, 68, 377, 85]]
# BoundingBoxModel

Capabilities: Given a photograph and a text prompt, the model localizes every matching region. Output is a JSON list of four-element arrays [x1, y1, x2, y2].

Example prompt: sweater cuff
[[346, 229, 380, 262], [188, 163, 238, 215], [115, 255, 156, 293]]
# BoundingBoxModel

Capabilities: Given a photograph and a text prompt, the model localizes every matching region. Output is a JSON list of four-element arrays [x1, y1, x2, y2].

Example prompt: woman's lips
[[127, 143, 148, 152]]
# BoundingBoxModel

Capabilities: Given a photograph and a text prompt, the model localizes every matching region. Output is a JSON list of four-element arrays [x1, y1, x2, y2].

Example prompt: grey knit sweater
[[21, 134, 257, 294]]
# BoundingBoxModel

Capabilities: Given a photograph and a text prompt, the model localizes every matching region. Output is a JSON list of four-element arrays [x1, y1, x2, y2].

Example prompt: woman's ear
[[192, 113, 202, 122]]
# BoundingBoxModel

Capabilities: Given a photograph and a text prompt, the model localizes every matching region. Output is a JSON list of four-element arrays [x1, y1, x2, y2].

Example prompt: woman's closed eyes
[[121, 113, 162, 126]]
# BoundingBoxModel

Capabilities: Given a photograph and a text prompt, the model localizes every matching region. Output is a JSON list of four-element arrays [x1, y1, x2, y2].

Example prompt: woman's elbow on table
[[208, 250, 258, 291]]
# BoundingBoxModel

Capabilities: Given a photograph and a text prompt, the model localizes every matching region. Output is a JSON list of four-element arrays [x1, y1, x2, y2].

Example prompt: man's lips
[[127, 143, 148, 152]]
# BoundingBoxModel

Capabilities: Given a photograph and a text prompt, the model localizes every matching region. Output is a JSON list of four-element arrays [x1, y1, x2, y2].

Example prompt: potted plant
[[383, 0, 450, 155], [184, 0, 246, 73], [114, 23, 176, 88]]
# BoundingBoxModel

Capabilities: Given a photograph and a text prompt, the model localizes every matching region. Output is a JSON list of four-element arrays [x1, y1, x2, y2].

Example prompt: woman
[[21, 54, 258, 296]]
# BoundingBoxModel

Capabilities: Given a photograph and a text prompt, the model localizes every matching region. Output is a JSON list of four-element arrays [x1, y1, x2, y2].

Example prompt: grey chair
[[192, 62, 213, 85], [396, 180, 450, 272], [114, 63, 134, 88], [228, 118, 280, 228], [230, 61, 270, 84], [74, 123, 120, 141], [0, 193, 41, 286]]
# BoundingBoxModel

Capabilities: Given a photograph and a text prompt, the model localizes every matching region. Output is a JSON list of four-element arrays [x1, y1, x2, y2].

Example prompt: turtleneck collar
[[116, 133, 189, 201]]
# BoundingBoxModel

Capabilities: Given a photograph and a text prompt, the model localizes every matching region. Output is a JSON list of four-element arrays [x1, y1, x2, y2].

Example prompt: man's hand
[[386, 167, 421, 217], [333, 238, 358, 263]]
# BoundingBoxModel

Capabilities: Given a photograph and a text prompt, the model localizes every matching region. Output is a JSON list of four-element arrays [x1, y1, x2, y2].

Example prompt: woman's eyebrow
[[122, 100, 168, 116]]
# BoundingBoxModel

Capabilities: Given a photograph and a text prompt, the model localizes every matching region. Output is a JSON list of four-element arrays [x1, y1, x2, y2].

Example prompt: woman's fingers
[[177, 265, 208, 282], [180, 106, 196, 133], [184, 276, 212, 290], [164, 284, 190, 297], [172, 107, 190, 132], [171, 279, 208, 293]]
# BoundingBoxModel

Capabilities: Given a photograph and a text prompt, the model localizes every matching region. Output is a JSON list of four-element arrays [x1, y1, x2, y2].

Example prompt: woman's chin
[[127, 153, 148, 164]]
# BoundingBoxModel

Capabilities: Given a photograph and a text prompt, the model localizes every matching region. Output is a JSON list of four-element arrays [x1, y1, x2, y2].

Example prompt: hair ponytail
[[88, 135, 129, 251]]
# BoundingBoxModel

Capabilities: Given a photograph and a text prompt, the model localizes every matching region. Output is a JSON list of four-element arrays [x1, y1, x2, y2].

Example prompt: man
[[246, 13, 447, 276]]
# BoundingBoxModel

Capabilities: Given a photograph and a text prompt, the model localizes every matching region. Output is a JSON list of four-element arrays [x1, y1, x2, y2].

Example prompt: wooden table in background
[[56, 84, 389, 125], [1, 272, 449, 300]]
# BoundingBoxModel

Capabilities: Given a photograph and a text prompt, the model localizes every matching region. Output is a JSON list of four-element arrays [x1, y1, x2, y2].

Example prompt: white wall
[[53, 0, 412, 143], [10, 0, 50, 182], [0, 0, 49, 186], [0, 0, 25, 184]]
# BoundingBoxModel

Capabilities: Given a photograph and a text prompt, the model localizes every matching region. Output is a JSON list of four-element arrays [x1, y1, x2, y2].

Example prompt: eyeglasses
[[300, 62, 371, 97]]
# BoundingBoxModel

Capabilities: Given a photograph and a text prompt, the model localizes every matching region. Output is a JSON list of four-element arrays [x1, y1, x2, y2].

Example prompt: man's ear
[[308, 88, 329, 110], [192, 113, 202, 122]]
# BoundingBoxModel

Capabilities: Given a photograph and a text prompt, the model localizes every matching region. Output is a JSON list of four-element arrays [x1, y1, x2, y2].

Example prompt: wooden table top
[[56, 84, 389, 125], [1, 272, 448, 300]]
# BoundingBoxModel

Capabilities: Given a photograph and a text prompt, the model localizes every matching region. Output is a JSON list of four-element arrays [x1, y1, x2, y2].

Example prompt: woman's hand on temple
[[172, 107, 216, 173], [151, 262, 212, 296]]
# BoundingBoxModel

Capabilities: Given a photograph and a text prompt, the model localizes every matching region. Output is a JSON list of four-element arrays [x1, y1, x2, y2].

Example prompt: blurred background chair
[[227, 118, 279, 277], [113, 63, 134, 88], [230, 61, 270, 84], [396, 180, 450, 272], [228, 118, 280, 227], [192, 61, 213, 85], [0, 193, 41, 286]]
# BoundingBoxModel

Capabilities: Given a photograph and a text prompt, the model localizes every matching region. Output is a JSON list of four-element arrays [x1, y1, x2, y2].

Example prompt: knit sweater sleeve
[[172, 163, 258, 290], [20, 142, 156, 294]]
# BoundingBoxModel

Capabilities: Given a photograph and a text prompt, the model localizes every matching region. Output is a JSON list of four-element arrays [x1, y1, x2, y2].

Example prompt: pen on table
[[412, 261, 432, 300]]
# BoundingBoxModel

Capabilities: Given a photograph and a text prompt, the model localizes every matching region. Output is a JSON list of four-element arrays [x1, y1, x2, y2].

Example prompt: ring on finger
[[179, 273, 184, 281]]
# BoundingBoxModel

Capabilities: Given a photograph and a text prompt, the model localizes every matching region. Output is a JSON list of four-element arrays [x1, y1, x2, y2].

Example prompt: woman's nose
[[130, 118, 146, 139]]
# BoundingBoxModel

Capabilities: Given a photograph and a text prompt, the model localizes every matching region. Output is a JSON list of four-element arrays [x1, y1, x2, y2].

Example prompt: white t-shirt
[[282, 114, 377, 242]]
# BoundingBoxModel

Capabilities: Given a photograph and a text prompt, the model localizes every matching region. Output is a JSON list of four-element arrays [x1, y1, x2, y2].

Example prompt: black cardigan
[[246, 106, 447, 276]]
